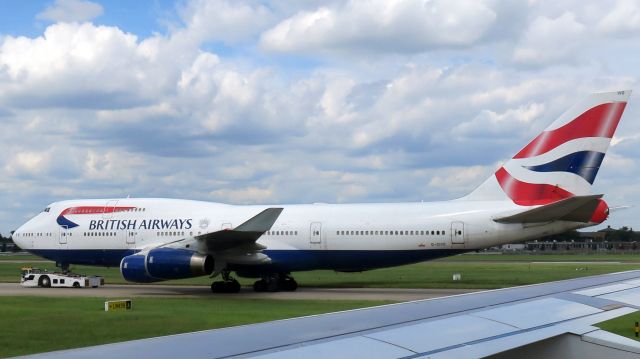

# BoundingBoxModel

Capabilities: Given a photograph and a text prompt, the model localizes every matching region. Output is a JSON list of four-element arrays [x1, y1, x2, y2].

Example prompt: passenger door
[[451, 221, 465, 245], [59, 225, 68, 245], [310, 222, 322, 247]]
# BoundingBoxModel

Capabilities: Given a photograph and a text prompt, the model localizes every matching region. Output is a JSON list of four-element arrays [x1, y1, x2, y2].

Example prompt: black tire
[[73, 282, 80, 288], [211, 281, 224, 293], [266, 279, 279, 292], [253, 279, 267, 292], [39, 275, 51, 288], [226, 280, 241, 293], [283, 279, 298, 292]]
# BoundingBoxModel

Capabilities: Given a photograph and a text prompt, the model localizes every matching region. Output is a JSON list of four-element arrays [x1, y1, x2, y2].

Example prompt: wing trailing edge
[[493, 194, 603, 224]]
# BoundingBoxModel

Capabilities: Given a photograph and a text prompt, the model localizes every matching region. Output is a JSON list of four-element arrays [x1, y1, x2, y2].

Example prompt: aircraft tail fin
[[464, 90, 631, 206]]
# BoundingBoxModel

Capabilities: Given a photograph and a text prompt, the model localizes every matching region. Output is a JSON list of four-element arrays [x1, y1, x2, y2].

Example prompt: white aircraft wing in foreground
[[27, 270, 640, 359]]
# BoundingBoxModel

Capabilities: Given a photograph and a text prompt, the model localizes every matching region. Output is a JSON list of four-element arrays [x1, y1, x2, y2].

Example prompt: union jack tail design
[[465, 90, 631, 206]]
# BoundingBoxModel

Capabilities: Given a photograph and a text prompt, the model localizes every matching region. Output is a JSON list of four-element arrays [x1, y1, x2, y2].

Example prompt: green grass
[[436, 253, 640, 262], [0, 296, 391, 357], [0, 254, 41, 261], [2, 260, 638, 289], [596, 311, 640, 341]]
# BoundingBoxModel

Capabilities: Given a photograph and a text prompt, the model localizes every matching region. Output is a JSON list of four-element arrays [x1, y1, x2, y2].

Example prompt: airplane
[[11, 90, 631, 293]]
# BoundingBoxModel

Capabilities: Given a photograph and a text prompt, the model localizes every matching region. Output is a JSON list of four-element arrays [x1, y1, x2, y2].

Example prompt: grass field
[[0, 296, 392, 357], [435, 253, 640, 263], [1, 255, 638, 289], [596, 311, 640, 341]]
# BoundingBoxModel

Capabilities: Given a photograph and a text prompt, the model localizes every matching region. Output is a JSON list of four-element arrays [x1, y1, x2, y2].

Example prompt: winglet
[[235, 208, 284, 232]]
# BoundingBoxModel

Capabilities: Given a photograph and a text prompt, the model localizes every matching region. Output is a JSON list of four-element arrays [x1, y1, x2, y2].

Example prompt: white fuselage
[[12, 198, 585, 275]]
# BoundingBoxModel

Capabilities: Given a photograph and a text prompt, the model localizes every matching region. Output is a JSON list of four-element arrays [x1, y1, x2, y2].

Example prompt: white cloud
[[177, 0, 275, 44], [597, 0, 640, 35], [260, 0, 497, 54], [210, 186, 276, 204], [36, 0, 103, 22], [0, 0, 640, 235], [4, 152, 50, 176], [0, 23, 167, 109], [512, 12, 586, 66], [452, 102, 546, 138]]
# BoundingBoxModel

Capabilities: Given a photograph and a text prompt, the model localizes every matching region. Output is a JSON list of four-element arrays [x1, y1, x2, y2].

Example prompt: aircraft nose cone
[[11, 225, 26, 250]]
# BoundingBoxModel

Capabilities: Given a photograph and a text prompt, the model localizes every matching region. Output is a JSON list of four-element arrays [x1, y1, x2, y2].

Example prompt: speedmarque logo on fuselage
[[57, 206, 193, 231]]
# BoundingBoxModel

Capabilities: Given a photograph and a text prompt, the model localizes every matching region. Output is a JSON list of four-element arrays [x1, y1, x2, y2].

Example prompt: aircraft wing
[[493, 194, 604, 223], [197, 207, 283, 251], [31, 270, 640, 358]]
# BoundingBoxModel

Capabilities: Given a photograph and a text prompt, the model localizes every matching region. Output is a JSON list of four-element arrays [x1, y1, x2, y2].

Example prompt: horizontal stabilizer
[[494, 195, 603, 223], [197, 208, 283, 251]]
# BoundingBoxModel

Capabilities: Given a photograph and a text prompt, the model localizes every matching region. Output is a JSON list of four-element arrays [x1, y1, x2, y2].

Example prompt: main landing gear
[[253, 273, 298, 292], [210, 271, 241, 293]]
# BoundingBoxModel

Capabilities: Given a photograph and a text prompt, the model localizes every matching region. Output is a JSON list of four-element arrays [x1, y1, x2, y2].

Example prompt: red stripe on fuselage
[[514, 102, 626, 159], [495, 167, 573, 206], [59, 206, 136, 216]]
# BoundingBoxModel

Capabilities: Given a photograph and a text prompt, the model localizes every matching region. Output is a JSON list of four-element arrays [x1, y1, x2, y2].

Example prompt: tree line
[[0, 233, 20, 252], [539, 226, 640, 242]]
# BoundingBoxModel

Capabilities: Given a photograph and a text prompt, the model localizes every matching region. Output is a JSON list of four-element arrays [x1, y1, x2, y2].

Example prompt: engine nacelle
[[120, 248, 214, 283], [590, 199, 609, 224], [120, 253, 158, 283]]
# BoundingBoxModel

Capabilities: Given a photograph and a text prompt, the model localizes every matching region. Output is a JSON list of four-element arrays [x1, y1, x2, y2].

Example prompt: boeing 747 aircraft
[[11, 90, 631, 293]]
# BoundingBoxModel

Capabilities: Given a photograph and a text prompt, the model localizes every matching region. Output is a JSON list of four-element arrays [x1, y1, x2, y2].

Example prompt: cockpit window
[[43, 207, 50, 213]]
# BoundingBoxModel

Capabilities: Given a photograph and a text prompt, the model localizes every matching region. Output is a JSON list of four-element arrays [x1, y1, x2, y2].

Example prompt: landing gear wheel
[[39, 275, 51, 288], [210, 275, 241, 293], [253, 279, 267, 292], [280, 277, 298, 292], [253, 274, 298, 292]]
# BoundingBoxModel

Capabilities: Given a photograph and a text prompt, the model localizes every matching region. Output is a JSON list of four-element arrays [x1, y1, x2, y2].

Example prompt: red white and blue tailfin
[[465, 90, 631, 207]]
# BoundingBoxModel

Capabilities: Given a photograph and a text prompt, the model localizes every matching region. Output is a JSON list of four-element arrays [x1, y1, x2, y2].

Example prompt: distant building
[[578, 231, 607, 241], [501, 244, 525, 251]]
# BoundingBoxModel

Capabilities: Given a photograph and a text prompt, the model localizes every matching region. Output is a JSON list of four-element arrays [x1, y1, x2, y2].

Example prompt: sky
[[1, 0, 640, 236]]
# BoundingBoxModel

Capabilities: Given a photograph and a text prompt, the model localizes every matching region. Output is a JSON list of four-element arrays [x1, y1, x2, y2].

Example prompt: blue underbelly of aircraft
[[240, 249, 466, 273], [28, 248, 466, 273]]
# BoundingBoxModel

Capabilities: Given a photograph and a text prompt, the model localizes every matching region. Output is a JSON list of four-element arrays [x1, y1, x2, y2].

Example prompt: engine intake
[[120, 248, 214, 283]]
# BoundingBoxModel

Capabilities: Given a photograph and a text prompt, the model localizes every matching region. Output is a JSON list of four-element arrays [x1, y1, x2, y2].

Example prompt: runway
[[0, 282, 478, 301]]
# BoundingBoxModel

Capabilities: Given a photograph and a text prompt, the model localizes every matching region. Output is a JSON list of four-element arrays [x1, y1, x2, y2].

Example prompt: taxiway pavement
[[0, 283, 478, 301]]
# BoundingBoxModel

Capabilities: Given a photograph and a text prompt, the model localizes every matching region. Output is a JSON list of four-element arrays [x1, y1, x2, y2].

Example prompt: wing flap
[[197, 208, 283, 251], [493, 194, 602, 224]]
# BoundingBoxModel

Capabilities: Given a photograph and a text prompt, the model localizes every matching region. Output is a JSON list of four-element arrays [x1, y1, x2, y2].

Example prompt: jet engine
[[120, 248, 214, 283]]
